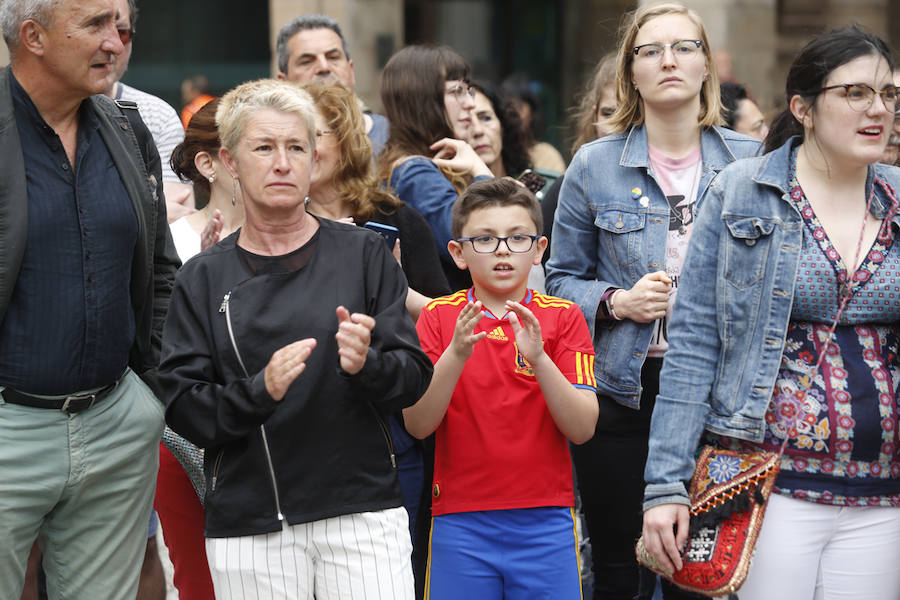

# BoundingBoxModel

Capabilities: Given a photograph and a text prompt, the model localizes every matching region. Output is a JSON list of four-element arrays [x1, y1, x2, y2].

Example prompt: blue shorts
[[425, 507, 582, 600]]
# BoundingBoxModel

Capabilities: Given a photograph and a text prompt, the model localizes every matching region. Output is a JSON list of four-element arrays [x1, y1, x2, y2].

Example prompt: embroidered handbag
[[635, 446, 781, 597]]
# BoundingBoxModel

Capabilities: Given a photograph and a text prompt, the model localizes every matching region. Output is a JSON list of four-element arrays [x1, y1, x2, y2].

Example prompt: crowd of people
[[2, 0, 900, 599]]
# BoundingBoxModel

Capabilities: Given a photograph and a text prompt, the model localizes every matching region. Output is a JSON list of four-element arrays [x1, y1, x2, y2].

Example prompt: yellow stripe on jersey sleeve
[[424, 290, 468, 311], [573, 351, 596, 387], [532, 292, 575, 310], [575, 351, 584, 385], [583, 353, 595, 387]]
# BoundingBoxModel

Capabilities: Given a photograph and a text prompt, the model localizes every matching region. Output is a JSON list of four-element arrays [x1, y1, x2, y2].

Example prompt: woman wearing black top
[[159, 79, 432, 600]]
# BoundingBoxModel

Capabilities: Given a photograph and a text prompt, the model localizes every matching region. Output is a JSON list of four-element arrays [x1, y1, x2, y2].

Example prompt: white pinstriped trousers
[[205, 507, 414, 600]]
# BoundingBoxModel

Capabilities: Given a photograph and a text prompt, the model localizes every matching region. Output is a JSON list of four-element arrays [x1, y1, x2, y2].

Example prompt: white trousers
[[734, 493, 900, 600], [206, 507, 414, 600]]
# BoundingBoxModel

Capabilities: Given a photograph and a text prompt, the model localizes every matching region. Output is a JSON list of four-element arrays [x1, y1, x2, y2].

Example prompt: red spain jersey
[[416, 288, 597, 516]]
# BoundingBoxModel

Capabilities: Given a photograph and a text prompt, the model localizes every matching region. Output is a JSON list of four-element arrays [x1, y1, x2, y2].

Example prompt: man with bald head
[[0, 0, 178, 598], [276, 14, 390, 153]]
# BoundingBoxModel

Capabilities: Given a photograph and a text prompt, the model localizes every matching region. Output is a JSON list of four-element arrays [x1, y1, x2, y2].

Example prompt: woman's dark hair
[[171, 98, 220, 208], [720, 82, 749, 130], [501, 72, 544, 143], [377, 45, 470, 184], [764, 25, 894, 153], [471, 80, 531, 177]]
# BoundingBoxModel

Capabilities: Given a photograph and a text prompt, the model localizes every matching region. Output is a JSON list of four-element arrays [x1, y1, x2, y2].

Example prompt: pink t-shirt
[[647, 145, 702, 357]]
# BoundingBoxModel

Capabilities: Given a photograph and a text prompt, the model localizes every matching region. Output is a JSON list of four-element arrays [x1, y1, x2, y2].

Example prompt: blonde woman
[[159, 79, 432, 600]]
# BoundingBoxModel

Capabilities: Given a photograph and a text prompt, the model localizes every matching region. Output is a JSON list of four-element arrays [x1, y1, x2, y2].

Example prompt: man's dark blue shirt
[[0, 70, 137, 394]]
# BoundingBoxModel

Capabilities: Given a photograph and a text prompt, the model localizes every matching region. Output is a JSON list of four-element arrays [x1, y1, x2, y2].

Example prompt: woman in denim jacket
[[377, 45, 493, 291], [545, 3, 760, 598], [642, 26, 900, 599]]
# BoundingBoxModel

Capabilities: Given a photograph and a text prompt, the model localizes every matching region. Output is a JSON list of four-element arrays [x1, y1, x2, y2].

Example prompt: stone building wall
[[0, 1, 894, 132]]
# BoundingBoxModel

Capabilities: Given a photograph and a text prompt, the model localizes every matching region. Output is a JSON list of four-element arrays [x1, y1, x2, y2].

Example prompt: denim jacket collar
[[752, 136, 900, 225], [619, 124, 740, 172]]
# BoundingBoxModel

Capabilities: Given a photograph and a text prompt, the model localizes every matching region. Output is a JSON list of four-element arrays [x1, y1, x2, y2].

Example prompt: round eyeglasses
[[632, 39, 703, 61], [445, 82, 475, 102], [820, 83, 899, 112], [456, 234, 540, 254]]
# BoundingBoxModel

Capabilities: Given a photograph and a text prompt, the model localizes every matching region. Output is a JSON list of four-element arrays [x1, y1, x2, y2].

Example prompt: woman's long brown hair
[[304, 82, 400, 222], [376, 44, 473, 194]]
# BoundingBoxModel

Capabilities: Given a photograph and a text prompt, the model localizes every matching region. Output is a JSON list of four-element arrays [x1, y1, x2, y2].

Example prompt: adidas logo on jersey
[[486, 326, 508, 341]]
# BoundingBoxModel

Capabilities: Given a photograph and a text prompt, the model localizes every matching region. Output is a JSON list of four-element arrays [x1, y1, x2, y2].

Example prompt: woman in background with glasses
[[545, 3, 761, 598], [642, 25, 900, 599], [377, 45, 494, 291], [304, 83, 449, 319]]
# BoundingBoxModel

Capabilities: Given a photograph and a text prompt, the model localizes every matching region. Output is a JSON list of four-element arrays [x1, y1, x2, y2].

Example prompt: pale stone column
[[561, 0, 634, 153], [773, 0, 890, 115], [268, 0, 403, 112], [826, 0, 889, 36], [1, 43, 9, 68]]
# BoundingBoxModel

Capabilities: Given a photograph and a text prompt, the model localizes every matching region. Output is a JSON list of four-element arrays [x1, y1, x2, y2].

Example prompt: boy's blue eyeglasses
[[456, 234, 540, 254]]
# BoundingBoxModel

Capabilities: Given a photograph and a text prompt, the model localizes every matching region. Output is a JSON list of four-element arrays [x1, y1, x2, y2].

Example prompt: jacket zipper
[[221, 291, 285, 521], [369, 405, 397, 468], [210, 448, 225, 492]]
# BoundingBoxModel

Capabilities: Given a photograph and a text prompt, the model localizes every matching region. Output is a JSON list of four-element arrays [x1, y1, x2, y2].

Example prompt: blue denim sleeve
[[643, 175, 727, 510], [544, 149, 615, 338], [389, 158, 460, 256]]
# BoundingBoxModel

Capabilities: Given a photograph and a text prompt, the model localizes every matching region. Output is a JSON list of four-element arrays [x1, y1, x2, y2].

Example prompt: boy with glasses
[[404, 177, 599, 599]]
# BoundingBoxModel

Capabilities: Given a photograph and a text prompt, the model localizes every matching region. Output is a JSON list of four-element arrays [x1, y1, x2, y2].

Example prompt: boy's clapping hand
[[506, 300, 545, 364], [449, 301, 486, 361]]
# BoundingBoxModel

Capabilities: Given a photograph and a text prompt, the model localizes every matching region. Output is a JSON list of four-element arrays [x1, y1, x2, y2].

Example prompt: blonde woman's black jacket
[[158, 218, 433, 537], [0, 66, 180, 396]]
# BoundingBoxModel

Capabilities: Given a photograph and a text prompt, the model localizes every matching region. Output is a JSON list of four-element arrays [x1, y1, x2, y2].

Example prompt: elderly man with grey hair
[[0, 0, 179, 598], [276, 13, 390, 153]]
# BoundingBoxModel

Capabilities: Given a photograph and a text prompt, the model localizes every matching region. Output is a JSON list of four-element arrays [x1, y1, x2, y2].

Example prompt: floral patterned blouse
[[718, 150, 900, 507]]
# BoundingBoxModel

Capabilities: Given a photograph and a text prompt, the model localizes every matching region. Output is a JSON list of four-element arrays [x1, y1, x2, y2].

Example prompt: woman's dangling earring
[[231, 178, 238, 207]]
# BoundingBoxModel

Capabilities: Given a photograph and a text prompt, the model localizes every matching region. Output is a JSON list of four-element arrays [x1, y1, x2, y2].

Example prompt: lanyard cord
[[779, 181, 888, 454]]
